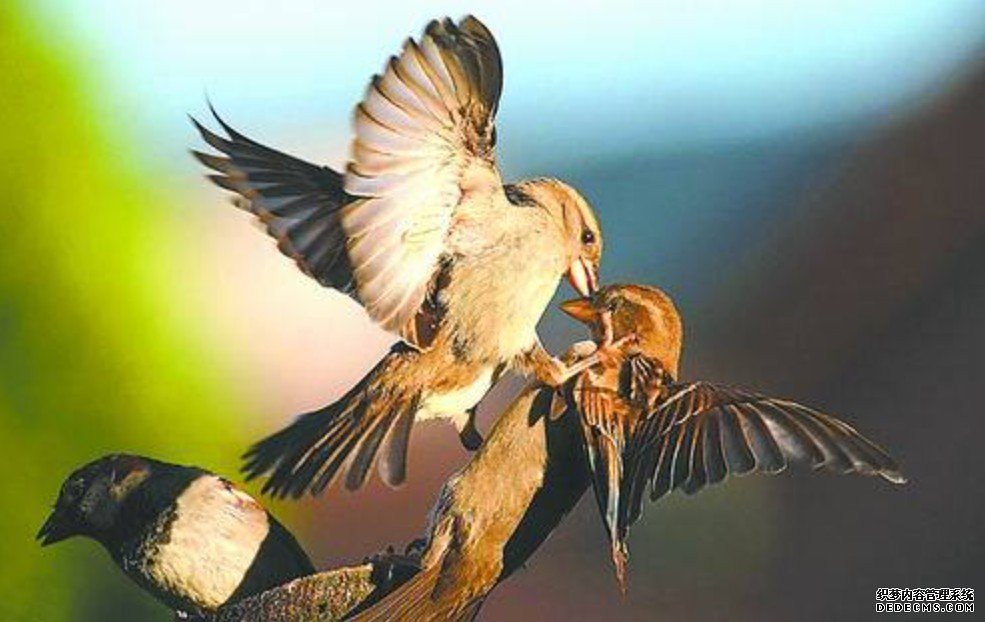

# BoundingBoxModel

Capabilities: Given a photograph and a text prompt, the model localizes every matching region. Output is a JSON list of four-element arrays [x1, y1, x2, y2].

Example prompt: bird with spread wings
[[560, 284, 905, 590], [193, 16, 611, 496]]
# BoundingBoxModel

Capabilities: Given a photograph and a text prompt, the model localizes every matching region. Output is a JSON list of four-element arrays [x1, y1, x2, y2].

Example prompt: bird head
[[38, 454, 153, 546], [516, 178, 602, 297], [561, 283, 683, 378]]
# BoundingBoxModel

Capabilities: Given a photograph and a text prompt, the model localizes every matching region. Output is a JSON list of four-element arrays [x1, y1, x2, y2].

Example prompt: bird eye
[[61, 478, 84, 501], [581, 230, 595, 245]]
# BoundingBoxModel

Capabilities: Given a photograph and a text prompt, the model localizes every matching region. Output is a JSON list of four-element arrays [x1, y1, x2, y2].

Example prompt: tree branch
[[207, 564, 376, 622]]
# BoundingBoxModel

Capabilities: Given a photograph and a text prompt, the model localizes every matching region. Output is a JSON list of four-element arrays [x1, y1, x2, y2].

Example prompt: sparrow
[[349, 285, 905, 619], [559, 284, 907, 592], [191, 15, 607, 496], [347, 380, 591, 622], [37, 454, 315, 618]]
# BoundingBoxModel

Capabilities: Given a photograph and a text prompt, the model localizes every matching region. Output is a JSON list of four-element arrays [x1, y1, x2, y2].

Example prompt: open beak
[[560, 297, 597, 324], [37, 510, 74, 546], [566, 257, 598, 298]]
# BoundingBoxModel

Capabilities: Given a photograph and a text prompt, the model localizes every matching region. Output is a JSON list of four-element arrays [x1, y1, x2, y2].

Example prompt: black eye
[[581, 230, 595, 245], [61, 478, 84, 502]]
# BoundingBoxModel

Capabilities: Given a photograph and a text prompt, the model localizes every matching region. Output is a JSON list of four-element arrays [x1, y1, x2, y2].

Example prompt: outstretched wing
[[342, 15, 506, 342], [192, 109, 354, 292], [622, 382, 905, 527]]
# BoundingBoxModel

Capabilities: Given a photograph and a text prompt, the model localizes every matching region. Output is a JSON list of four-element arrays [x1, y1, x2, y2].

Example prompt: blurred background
[[2, 1, 983, 620]]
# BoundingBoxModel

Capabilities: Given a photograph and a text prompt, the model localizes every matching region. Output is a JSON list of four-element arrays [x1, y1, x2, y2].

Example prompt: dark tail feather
[[242, 395, 360, 498], [378, 404, 417, 486], [343, 393, 419, 491], [242, 352, 420, 497]]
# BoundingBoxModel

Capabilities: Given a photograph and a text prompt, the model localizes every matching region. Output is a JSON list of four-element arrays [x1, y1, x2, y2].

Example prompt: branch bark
[[206, 565, 376, 622]]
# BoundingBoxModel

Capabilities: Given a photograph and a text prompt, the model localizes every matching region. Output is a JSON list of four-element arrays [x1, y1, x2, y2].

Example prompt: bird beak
[[37, 510, 74, 546], [586, 435, 630, 595], [560, 297, 597, 324], [566, 257, 597, 298]]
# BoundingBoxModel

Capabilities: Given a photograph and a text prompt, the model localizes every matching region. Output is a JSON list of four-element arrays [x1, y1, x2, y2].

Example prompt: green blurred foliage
[[0, 3, 244, 619]]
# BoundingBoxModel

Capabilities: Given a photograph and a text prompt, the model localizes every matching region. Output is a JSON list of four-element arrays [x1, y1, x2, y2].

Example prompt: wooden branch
[[206, 565, 376, 622]]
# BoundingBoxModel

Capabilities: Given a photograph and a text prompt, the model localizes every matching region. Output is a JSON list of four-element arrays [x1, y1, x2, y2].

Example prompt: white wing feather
[[342, 16, 505, 343]]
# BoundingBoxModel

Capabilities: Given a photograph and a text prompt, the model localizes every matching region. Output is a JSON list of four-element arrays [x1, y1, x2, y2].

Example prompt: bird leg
[[366, 544, 422, 593], [521, 320, 636, 388], [520, 342, 587, 387]]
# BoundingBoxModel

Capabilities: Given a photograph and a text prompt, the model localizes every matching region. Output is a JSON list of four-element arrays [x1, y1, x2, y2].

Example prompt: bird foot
[[552, 331, 638, 384], [596, 332, 638, 367], [404, 536, 428, 558], [366, 544, 422, 592]]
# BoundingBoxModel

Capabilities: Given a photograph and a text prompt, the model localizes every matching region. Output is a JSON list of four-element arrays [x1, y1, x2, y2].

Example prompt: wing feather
[[342, 16, 506, 343], [196, 16, 506, 347], [624, 382, 905, 511], [191, 109, 355, 292]]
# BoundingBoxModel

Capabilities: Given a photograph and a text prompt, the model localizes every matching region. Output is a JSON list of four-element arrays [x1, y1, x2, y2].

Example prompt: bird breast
[[443, 203, 567, 363], [127, 475, 270, 612]]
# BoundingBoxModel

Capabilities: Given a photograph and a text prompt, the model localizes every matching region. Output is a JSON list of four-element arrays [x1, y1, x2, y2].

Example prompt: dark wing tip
[[188, 112, 205, 133], [458, 15, 493, 39], [190, 113, 235, 155], [207, 100, 251, 143], [189, 149, 229, 173], [189, 102, 354, 293]]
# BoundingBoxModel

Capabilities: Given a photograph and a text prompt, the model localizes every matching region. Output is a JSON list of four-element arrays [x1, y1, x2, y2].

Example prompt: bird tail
[[585, 430, 630, 594], [242, 347, 421, 497], [349, 564, 485, 622]]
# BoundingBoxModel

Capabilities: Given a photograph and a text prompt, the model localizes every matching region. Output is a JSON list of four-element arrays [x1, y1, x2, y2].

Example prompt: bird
[[347, 377, 591, 622], [559, 284, 906, 592], [37, 454, 315, 619], [354, 285, 906, 620], [191, 15, 609, 497]]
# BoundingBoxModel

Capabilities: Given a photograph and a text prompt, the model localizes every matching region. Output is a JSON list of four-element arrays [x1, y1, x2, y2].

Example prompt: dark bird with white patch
[[38, 454, 315, 618]]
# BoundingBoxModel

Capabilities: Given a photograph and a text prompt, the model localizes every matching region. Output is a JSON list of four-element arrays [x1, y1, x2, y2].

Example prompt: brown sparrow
[[192, 15, 606, 495], [560, 284, 906, 592], [346, 381, 589, 622]]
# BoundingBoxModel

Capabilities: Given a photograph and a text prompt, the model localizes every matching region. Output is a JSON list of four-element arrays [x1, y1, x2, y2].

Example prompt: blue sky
[[30, 0, 985, 168]]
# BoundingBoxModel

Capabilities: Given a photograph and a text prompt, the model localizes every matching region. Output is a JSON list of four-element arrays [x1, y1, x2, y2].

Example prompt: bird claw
[[573, 329, 637, 375], [611, 332, 638, 350], [365, 544, 420, 567], [596, 332, 637, 366], [404, 537, 428, 558], [367, 544, 422, 591]]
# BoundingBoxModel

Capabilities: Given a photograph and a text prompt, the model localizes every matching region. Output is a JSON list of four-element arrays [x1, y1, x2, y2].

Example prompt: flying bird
[[191, 15, 608, 497], [559, 284, 906, 591], [38, 454, 314, 618]]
